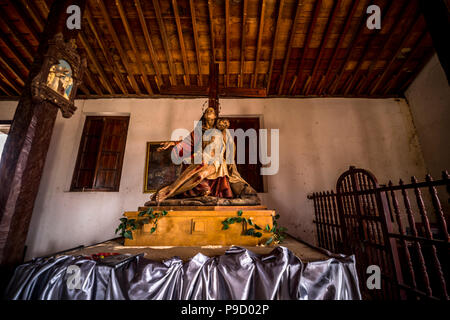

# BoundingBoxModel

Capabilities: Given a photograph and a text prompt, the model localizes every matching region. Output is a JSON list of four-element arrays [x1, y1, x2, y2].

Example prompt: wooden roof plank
[[0, 9, 35, 62], [304, 0, 343, 95], [189, 0, 203, 86], [328, 0, 374, 95], [225, 0, 230, 87], [96, 0, 142, 94], [291, 0, 323, 95], [277, 0, 303, 95], [208, 0, 216, 63], [369, 15, 424, 95], [116, 0, 153, 95], [172, 0, 190, 86], [343, 0, 397, 95], [152, 0, 177, 86], [382, 30, 428, 95], [357, 3, 420, 94], [252, 0, 266, 88], [78, 33, 115, 95], [134, 0, 163, 90], [266, 0, 285, 94], [84, 6, 129, 95], [316, 0, 362, 95], [239, 0, 248, 88]]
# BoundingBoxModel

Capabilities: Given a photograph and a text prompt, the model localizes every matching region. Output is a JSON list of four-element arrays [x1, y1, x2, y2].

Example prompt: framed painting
[[144, 141, 183, 193]]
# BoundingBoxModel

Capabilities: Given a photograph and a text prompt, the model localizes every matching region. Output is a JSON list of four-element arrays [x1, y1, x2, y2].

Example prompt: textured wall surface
[[405, 54, 450, 177]]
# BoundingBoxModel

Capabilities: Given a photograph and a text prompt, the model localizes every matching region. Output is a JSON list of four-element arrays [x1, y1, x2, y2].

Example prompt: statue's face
[[204, 107, 216, 121], [216, 119, 230, 131]]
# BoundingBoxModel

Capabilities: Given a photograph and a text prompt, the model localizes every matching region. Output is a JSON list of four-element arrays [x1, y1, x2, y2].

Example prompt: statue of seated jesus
[[150, 107, 260, 206]]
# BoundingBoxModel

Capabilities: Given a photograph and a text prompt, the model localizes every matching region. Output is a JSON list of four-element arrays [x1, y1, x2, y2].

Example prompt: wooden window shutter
[[71, 116, 129, 191]]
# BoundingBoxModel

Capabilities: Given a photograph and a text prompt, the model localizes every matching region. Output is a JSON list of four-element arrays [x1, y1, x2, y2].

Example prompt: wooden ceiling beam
[[277, 0, 303, 95], [328, 0, 372, 95], [20, 0, 45, 31], [225, 0, 230, 87], [0, 32, 31, 74], [83, 68, 103, 96], [207, 0, 216, 63], [291, 0, 322, 95], [134, 0, 163, 90], [84, 6, 129, 95], [78, 83, 91, 97], [0, 10, 35, 62], [0, 82, 13, 96], [9, 0, 41, 43], [189, 0, 203, 86], [398, 47, 434, 93], [152, 0, 177, 86], [239, 0, 248, 88], [266, 0, 285, 94], [304, 0, 342, 96], [116, 0, 153, 95], [252, 0, 266, 88], [96, 0, 142, 94], [172, 0, 190, 86], [0, 50, 26, 87], [343, 0, 396, 95], [369, 15, 423, 95], [357, 2, 420, 95], [78, 33, 115, 95], [382, 31, 428, 95], [0, 67, 21, 95], [316, 0, 361, 95]]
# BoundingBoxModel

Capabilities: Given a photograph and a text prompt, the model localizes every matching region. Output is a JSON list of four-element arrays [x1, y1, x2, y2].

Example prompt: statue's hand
[[157, 141, 175, 152]]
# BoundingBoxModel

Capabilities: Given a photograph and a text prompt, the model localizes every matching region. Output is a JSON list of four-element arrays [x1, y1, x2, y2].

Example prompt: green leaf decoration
[[247, 219, 254, 226], [115, 228, 119, 234], [254, 232, 262, 238], [222, 224, 229, 230], [237, 210, 243, 216], [265, 224, 271, 231], [138, 211, 146, 217], [275, 214, 280, 220], [123, 231, 133, 239], [255, 224, 262, 230], [150, 227, 156, 234], [162, 210, 168, 216], [236, 217, 243, 223], [120, 218, 127, 223], [265, 237, 274, 245], [246, 228, 255, 236]]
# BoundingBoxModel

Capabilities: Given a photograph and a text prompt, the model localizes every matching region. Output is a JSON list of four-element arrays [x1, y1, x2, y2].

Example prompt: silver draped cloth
[[4, 246, 361, 300]]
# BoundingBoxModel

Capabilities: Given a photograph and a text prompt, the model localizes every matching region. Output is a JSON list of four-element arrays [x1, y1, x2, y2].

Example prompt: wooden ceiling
[[0, 0, 435, 99]]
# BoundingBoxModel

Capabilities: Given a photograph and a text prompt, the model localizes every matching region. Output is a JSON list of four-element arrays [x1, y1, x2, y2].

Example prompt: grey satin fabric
[[4, 246, 361, 300]]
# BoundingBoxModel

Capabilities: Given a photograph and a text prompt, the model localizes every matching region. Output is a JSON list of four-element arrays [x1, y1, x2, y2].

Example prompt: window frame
[[70, 115, 130, 192]]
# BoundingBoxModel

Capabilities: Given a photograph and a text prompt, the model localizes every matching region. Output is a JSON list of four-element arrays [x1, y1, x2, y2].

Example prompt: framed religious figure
[[144, 141, 183, 193], [31, 33, 86, 118]]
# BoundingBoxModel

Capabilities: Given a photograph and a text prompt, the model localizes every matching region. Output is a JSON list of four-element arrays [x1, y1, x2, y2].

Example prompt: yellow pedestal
[[123, 206, 275, 246]]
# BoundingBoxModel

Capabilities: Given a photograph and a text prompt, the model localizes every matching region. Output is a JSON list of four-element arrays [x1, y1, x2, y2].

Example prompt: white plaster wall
[[0, 97, 427, 259], [405, 54, 450, 177]]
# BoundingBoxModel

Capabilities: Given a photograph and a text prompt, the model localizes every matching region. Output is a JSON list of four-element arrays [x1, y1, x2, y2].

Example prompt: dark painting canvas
[[144, 142, 182, 193]]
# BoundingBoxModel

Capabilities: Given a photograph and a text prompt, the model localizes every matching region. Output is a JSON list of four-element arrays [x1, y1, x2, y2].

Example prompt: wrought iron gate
[[309, 166, 450, 300]]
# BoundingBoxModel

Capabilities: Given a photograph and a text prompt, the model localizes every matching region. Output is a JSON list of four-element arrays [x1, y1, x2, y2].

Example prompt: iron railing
[[308, 167, 449, 300]]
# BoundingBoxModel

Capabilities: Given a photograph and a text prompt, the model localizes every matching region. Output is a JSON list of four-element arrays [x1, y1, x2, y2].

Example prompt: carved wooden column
[[0, 0, 86, 268]]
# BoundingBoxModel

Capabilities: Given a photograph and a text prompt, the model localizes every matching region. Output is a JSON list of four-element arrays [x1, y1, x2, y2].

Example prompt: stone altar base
[[124, 206, 275, 247]]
